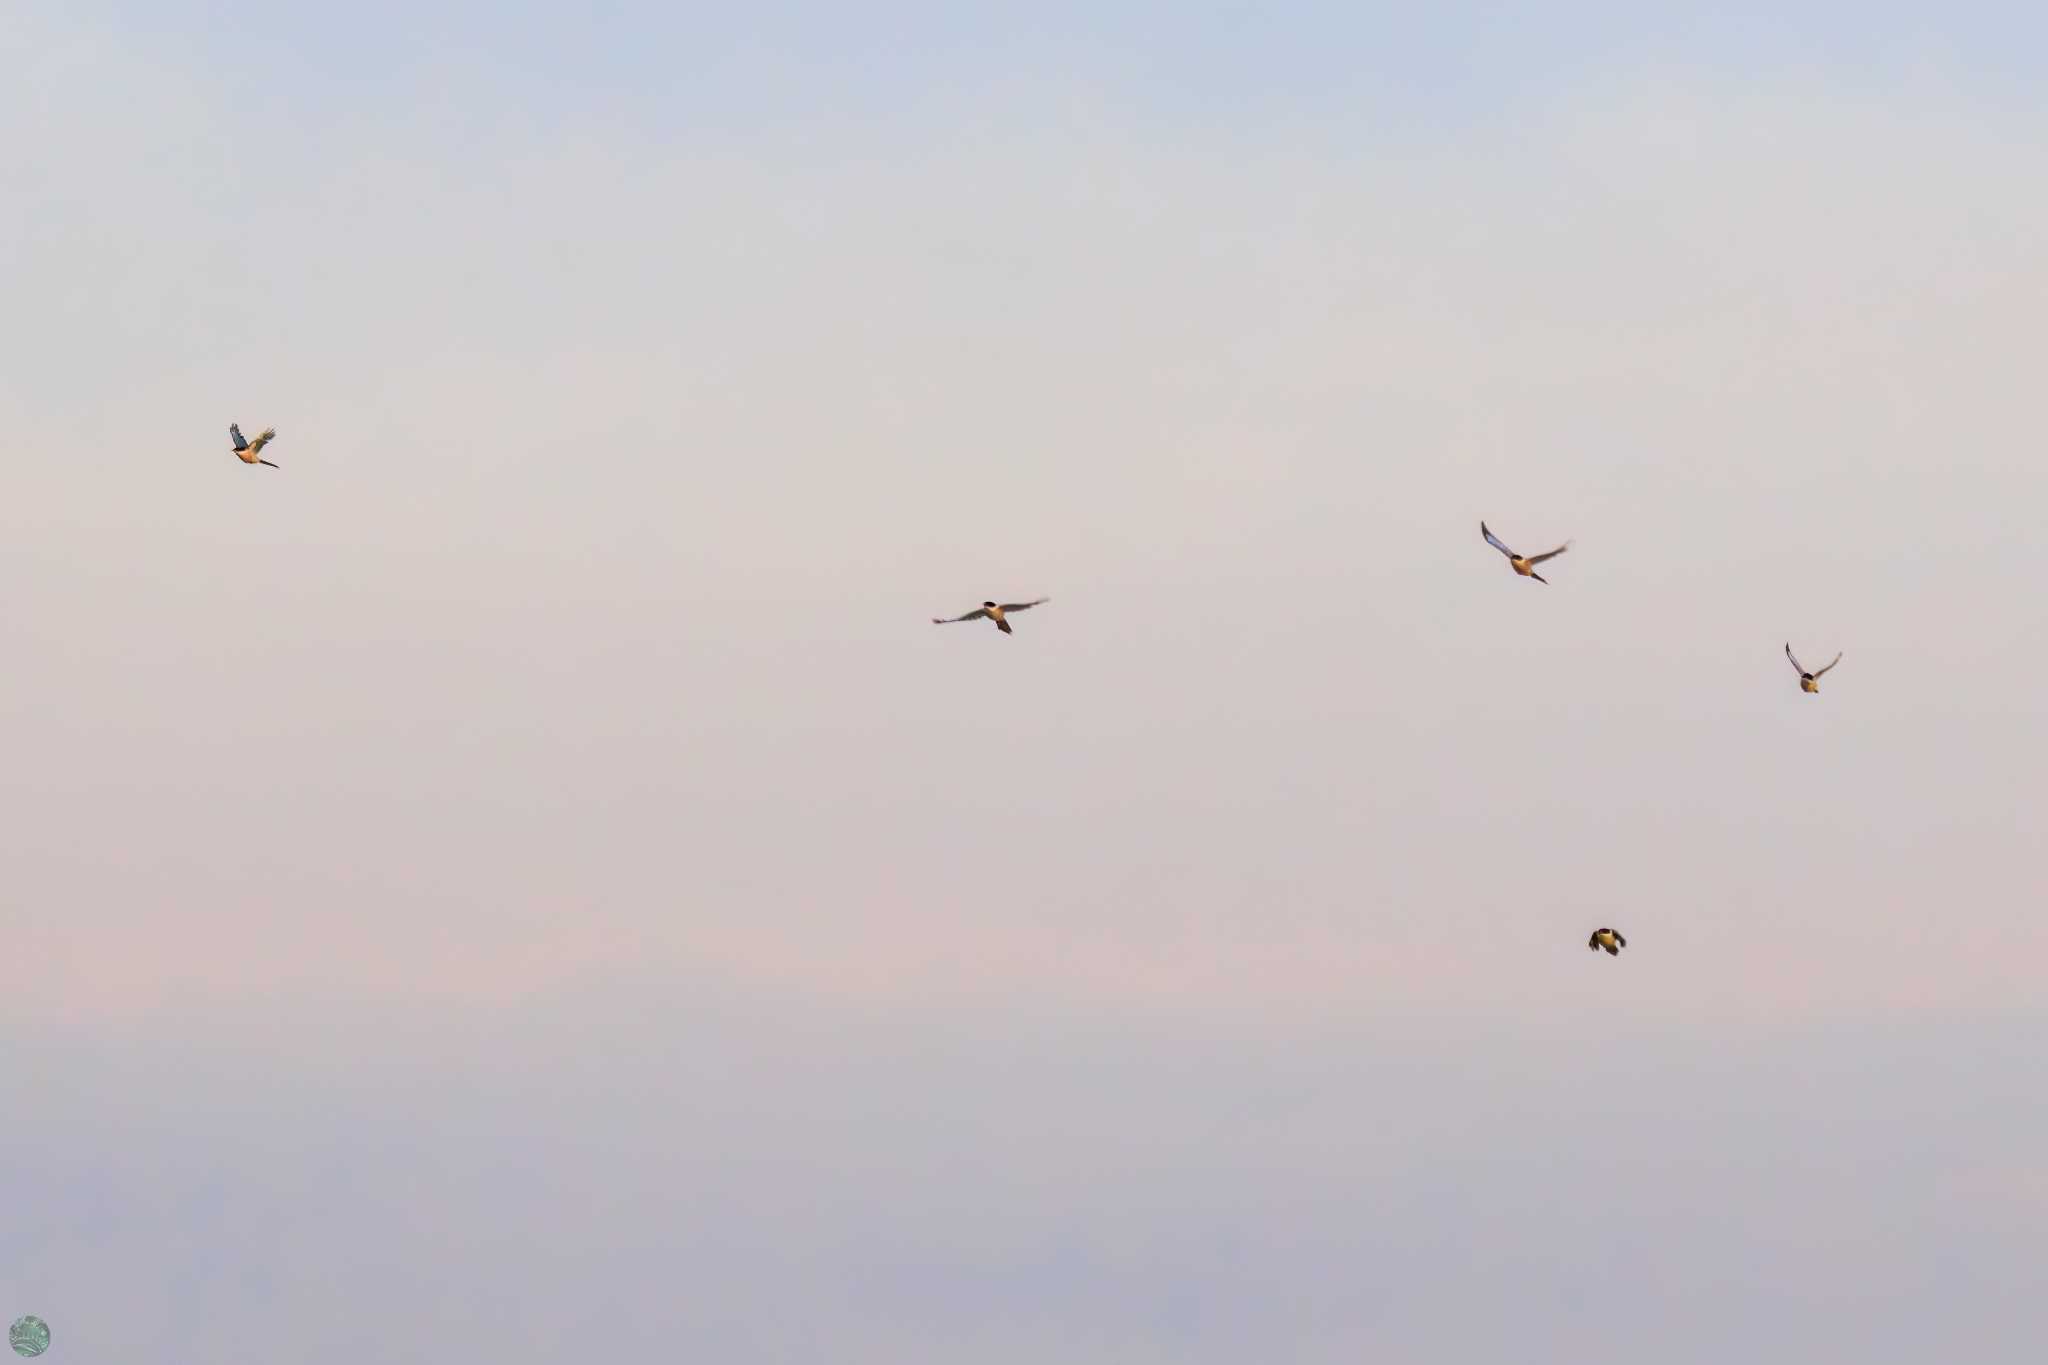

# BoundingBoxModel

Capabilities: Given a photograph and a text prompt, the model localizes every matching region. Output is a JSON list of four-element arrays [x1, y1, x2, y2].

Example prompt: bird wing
[[247, 427, 275, 454], [1524, 542, 1571, 566], [1785, 642, 1805, 674], [1480, 522, 1517, 559], [932, 608, 989, 624], [1588, 931, 1602, 950], [1810, 652, 1842, 678], [230, 423, 248, 452], [1612, 931, 1625, 948], [997, 597, 1049, 614]]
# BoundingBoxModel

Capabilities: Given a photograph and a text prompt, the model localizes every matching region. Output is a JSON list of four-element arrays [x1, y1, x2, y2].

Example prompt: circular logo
[[7, 1317, 49, 1358]]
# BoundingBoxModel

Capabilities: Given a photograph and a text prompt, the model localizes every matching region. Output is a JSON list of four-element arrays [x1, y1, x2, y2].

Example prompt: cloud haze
[[4, 4, 2046, 1360]]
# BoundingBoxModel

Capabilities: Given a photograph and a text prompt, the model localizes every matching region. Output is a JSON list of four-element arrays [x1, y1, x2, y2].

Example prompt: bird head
[[982, 601, 997, 609]]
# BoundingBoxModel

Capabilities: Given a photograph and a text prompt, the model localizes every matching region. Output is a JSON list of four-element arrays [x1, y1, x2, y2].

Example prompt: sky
[[4, 2, 2047, 1360]]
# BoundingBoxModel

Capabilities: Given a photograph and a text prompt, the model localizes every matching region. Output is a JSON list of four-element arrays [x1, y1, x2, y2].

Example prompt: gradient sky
[[5, 3, 2047, 1361]]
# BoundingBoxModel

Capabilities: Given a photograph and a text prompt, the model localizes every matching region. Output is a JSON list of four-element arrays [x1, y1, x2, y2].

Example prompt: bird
[[230, 423, 278, 468], [1481, 522, 1570, 583], [931, 598, 1050, 636], [1588, 928, 1626, 956], [1784, 643, 1842, 694]]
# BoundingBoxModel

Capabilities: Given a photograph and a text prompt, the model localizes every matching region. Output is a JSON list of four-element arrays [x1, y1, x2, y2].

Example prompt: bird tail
[[997, 619, 1013, 635], [258, 459, 279, 468], [1528, 571, 1547, 585]]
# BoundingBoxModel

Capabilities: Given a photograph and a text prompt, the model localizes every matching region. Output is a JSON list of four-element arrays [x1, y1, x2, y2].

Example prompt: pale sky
[[4, 3, 2046, 1361]]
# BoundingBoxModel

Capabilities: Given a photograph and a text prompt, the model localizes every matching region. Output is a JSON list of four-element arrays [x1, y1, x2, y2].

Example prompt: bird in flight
[[1587, 927, 1626, 957], [1481, 522, 1570, 583], [931, 598, 1050, 636], [1784, 643, 1842, 694], [230, 423, 279, 468]]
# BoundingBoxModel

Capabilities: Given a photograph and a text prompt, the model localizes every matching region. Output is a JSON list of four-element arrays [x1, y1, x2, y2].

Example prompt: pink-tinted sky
[[4, 3, 2047, 1360]]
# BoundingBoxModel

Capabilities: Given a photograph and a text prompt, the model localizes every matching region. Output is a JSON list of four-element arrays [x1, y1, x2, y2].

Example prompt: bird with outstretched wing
[[931, 597, 1050, 636], [229, 422, 279, 468], [1481, 521, 1570, 584], [1785, 642, 1842, 693]]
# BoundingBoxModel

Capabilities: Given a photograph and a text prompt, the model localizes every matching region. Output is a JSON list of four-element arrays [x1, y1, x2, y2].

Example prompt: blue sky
[[5, 2, 2048, 1361], [49, 1, 2048, 132]]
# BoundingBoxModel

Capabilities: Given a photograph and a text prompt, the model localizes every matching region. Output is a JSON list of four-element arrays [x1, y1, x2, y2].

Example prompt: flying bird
[[1588, 928, 1626, 957], [1481, 522, 1570, 583], [1784, 643, 1842, 694], [931, 598, 1049, 636], [230, 423, 278, 468]]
